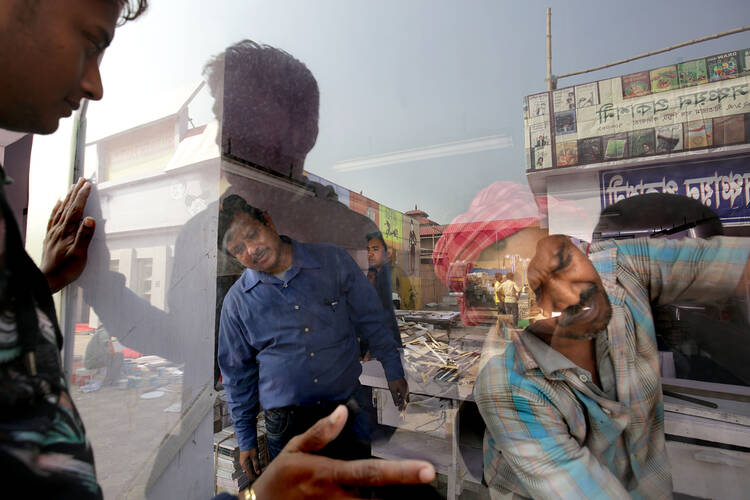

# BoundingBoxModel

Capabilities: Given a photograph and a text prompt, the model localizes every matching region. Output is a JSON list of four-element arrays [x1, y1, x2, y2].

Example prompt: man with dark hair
[[217, 195, 409, 481], [0, 1, 147, 498], [475, 232, 750, 499], [366, 231, 401, 349]]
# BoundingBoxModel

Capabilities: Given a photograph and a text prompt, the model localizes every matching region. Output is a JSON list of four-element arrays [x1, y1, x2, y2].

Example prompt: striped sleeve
[[474, 351, 630, 500], [614, 237, 750, 306]]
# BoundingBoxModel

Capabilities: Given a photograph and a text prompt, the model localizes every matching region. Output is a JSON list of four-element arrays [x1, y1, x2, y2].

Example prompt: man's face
[[367, 239, 387, 269], [527, 235, 612, 339], [0, 0, 119, 134], [225, 212, 285, 273]]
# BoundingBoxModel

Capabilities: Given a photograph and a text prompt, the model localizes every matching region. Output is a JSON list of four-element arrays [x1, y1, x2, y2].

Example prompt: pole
[[556, 23, 750, 81], [546, 8, 554, 90]]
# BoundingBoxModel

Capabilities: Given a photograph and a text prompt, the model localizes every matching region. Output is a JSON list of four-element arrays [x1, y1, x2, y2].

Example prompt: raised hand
[[41, 178, 95, 293]]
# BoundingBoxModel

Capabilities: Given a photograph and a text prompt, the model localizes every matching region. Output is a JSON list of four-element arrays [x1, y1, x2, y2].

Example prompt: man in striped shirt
[[474, 234, 750, 499]]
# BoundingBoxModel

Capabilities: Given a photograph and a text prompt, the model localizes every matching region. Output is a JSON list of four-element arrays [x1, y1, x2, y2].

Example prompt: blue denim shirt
[[218, 237, 404, 450]]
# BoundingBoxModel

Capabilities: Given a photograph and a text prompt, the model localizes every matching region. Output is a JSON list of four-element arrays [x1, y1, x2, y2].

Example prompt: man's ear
[[263, 212, 278, 233]]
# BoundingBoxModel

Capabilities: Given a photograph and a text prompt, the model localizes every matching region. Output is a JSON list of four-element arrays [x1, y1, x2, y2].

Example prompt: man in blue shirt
[[217, 194, 409, 481]]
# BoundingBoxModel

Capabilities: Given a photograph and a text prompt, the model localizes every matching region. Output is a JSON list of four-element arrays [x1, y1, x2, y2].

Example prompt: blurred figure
[[366, 231, 402, 350], [498, 272, 520, 327], [493, 273, 505, 315]]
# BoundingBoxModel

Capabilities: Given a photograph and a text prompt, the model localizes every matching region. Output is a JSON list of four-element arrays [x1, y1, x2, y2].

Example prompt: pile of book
[[213, 417, 271, 495], [214, 427, 249, 494]]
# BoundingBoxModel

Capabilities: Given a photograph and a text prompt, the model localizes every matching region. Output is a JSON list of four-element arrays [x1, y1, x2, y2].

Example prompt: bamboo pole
[[546, 8, 554, 90], [557, 24, 750, 81]]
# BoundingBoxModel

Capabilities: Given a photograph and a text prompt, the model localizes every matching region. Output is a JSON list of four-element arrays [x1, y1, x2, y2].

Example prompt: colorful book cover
[[707, 51, 739, 81], [739, 48, 750, 76], [649, 65, 678, 93], [553, 88, 577, 112], [678, 59, 709, 87], [598, 77, 623, 104], [713, 115, 745, 146], [575, 82, 599, 108], [685, 119, 713, 149], [629, 129, 656, 157], [555, 141, 578, 167], [554, 110, 577, 136], [578, 137, 603, 164], [655, 124, 683, 153], [532, 146, 552, 170], [528, 93, 550, 117], [622, 71, 651, 99], [603, 133, 629, 160]]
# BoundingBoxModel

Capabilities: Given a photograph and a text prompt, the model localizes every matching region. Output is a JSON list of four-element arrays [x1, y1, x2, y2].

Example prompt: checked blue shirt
[[474, 236, 750, 499], [218, 237, 404, 451]]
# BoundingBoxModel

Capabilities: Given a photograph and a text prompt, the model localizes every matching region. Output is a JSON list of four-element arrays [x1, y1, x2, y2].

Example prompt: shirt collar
[[588, 242, 619, 295], [514, 329, 579, 378], [240, 236, 321, 292]]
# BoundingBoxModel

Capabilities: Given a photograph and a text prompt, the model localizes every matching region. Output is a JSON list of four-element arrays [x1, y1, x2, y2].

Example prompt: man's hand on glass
[[41, 178, 95, 293], [250, 405, 434, 499], [387, 377, 409, 411]]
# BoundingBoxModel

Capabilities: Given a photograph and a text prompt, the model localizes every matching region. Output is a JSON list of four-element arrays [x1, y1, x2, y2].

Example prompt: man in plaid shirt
[[474, 234, 750, 499]]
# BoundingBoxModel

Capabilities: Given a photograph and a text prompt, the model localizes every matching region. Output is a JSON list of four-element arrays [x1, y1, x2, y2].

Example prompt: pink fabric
[[433, 182, 542, 325]]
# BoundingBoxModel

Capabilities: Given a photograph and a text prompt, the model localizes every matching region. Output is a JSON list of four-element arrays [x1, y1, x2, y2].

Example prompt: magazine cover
[[739, 48, 750, 76], [707, 51, 739, 81], [655, 124, 683, 153], [555, 141, 578, 167], [685, 119, 713, 149], [578, 137, 603, 164], [532, 146, 553, 170], [529, 119, 552, 147], [629, 129, 656, 157], [603, 133, 629, 160], [528, 93, 550, 117], [554, 110, 577, 136], [598, 77, 623, 104], [553, 87, 576, 112], [713, 115, 745, 146], [649, 65, 679, 93], [622, 71, 651, 99], [678, 59, 709, 87], [575, 82, 599, 108]]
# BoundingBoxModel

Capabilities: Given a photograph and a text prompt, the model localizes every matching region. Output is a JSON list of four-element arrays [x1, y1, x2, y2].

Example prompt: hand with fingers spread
[[41, 178, 96, 293], [250, 405, 435, 500]]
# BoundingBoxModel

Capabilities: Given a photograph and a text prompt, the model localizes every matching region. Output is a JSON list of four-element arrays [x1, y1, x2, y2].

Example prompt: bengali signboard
[[600, 158, 750, 225], [379, 205, 403, 250], [524, 47, 750, 171]]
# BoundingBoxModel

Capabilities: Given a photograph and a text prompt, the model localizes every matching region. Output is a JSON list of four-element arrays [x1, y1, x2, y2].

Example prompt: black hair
[[366, 231, 387, 249], [113, 0, 149, 24], [218, 194, 266, 252], [203, 39, 319, 156]]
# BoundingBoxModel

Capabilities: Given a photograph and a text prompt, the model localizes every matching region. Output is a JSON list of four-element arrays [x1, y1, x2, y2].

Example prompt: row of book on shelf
[[532, 113, 750, 169]]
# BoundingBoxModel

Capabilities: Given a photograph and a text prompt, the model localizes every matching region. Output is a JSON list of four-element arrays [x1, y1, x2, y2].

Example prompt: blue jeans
[[264, 384, 372, 460]]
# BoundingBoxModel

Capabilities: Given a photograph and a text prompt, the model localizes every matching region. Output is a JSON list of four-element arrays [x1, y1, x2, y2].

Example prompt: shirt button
[[304, 327, 309, 332], [313, 378, 318, 383], [310, 352, 315, 357], [283, 283, 288, 288], [294, 305, 300, 310], [578, 373, 589, 383]]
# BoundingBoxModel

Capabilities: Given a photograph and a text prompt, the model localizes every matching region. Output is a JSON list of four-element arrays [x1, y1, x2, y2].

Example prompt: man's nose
[[81, 58, 104, 101], [543, 279, 580, 312]]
